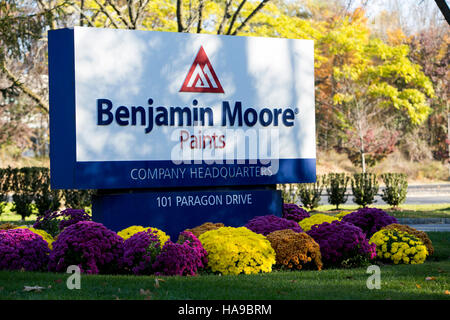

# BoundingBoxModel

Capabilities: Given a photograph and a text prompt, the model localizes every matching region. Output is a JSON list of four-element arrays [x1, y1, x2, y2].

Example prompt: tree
[[329, 17, 434, 171], [408, 28, 449, 162], [0, 0, 273, 159]]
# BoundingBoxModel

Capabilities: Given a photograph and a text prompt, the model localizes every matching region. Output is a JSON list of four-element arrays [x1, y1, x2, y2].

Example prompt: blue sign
[[48, 27, 316, 190], [92, 189, 282, 239]]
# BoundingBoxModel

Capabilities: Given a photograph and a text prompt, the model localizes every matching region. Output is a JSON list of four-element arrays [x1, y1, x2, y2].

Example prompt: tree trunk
[[360, 135, 366, 173]]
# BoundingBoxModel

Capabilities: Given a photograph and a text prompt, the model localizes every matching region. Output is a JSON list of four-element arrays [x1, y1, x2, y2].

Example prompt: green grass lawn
[[0, 232, 448, 300]]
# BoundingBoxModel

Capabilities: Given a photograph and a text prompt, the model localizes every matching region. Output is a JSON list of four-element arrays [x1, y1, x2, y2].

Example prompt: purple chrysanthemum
[[152, 232, 207, 276], [48, 221, 123, 274], [0, 228, 50, 271], [282, 203, 310, 222], [307, 220, 376, 267], [177, 231, 208, 266], [244, 215, 303, 236], [123, 230, 161, 275], [341, 207, 398, 238], [33, 208, 92, 237]]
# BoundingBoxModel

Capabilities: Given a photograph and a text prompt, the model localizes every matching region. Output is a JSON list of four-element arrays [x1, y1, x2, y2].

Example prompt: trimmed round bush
[[307, 220, 376, 267], [341, 207, 398, 238], [48, 221, 124, 274], [282, 203, 310, 222], [185, 222, 225, 238], [266, 229, 322, 270], [33, 208, 92, 237], [0, 228, 50, 271], [299, 214, 338, 232], [117, 225, 170, 247], [382, 223, 434, 256], [199, 227, 276, 275], [370, 229, 428, 264], [122, 230, 161, 275], [244, 215, 303, 236]]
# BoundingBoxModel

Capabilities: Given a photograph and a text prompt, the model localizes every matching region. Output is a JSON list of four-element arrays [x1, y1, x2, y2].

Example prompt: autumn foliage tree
[[0, 0, 444, 174]]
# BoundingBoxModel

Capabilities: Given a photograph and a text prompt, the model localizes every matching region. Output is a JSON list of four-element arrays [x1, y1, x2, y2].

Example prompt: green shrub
[[297, 176, 324, 210], [381, 173, 408, 208], [351, 173, 379, 207], [0, 168, 9, 216], [27, 168, 61, 216], [9, 167, 38, 220], [62, 189, 94, 209], [325, 173, 349, 210], [277, 183, 298, 204]]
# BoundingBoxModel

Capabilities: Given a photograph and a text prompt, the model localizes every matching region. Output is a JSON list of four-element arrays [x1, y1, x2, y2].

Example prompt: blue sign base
[[92, 187, 282, 240]]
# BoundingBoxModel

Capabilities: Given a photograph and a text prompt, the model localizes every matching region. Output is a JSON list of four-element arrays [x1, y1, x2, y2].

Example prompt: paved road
[[317, 183, 450, 205], [407, 224, 450, 232]]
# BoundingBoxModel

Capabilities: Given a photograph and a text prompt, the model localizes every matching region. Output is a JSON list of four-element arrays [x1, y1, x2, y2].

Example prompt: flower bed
[[0, 208, 436, 277]]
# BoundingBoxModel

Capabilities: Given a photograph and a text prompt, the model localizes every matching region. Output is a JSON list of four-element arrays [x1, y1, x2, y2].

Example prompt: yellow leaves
[[387, 28, 407, 46]]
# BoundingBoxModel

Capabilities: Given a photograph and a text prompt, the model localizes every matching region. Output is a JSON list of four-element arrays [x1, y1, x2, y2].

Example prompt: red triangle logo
[[180, 46, 224, 93]]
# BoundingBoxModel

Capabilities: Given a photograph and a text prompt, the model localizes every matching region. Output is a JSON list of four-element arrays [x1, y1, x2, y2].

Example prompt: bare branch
[[231, 0, 270, 35], [196, 0, 204, 33], [70, 3, 96, 27], [93, 0, 121, 29], [217, 0, 232, 34], [1, 60, 49, 114], [133, 0, 151, 28], [226, 0, 247, 35], [176, 0, 186, 32], [106, 0, 134, 28], [127, 0, 136, 28]]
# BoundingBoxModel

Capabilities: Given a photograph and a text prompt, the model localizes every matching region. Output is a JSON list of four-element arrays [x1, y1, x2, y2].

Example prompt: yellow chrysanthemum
[[369, 229, 428, 265], [199, 227, 275, 275], [299, 214, 338, 232], [117, 225, 170, 247]]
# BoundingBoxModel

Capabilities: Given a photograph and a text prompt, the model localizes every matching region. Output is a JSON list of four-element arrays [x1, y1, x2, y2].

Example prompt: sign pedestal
[[92, 185, 282, 239]]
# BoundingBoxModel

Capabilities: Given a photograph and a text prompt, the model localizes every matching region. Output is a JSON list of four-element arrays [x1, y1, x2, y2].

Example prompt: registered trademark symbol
[[294, 108, 299, 114]]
